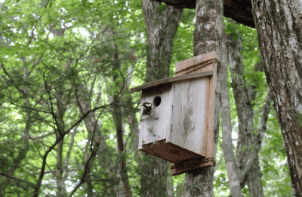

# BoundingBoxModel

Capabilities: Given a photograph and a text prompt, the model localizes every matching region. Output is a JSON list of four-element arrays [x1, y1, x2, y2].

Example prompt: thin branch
[[43, 74, 61, 135], [1, 63, 26, 95], [0, 173, 35, 187], [32, 103, 109, 197], [240, 89, 271, 187]]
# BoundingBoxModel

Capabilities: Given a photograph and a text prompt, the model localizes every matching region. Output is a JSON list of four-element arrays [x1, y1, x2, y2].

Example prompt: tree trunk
[[221, 33, 243, 197], [55, 96, 67, 197], [141, 1, 183, 196], [251, 0, 302, 195], [142, 0, 183, 83], [227, 34, 264, 197], [75, 72, 107, 197], [184, 0, 223, 196], [112, 46, 132, 197]]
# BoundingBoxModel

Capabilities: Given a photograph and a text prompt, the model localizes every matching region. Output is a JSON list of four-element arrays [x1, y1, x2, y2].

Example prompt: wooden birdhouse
[[131, 51, 219, 175]]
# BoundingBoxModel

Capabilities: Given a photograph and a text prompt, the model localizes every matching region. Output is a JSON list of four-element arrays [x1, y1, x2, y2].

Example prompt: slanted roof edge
[[130, 70, 214, 93]]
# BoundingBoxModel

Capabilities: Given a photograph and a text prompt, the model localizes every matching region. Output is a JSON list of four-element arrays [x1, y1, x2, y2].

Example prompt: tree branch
[[240, 90, 271, 187]]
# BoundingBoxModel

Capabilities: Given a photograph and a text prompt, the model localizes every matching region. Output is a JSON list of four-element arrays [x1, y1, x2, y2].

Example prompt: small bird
[[140, 102, 152, 120]]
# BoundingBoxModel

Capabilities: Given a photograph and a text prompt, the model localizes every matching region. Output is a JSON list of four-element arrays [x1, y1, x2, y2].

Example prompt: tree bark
[[240, 90, 271, 188], [227, 34, 264, 197], [55, 90, 67, 197], [141, 1, 183, 196], [250, 0, 302, 195], [184, 0, 223, 196], [142, 0, 183, 82], [221, 33, 243, 197]]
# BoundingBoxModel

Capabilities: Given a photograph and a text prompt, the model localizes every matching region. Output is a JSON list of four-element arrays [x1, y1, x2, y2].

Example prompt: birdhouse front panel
[[138, 84, 173, 149], [168, 77, 210, 157]]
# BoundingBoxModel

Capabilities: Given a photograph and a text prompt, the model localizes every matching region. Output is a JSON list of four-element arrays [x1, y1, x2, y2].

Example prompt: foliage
[[0, 1, 289, 197]]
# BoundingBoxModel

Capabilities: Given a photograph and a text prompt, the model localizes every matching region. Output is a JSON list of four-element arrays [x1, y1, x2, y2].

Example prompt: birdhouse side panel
[[139, 85, 173, 149], [169, 77, 210, 157]]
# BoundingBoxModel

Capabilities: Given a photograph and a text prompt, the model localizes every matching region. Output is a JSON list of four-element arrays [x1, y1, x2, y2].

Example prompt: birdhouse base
[[141, 140, 205, 164], [170, 158, 215, 176]]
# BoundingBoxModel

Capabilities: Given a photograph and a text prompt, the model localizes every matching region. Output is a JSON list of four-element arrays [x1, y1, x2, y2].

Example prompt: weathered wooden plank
[[168, 77, 209, 157], [170, 158, 215, 176], [205, 62, 218, 159], [175, 51, 218, 75], [139, 85, 173, 148], [141, 141, 204, 164], [131, 70, 214, 93]]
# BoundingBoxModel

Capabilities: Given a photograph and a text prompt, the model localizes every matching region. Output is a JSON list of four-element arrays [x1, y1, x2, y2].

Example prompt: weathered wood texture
[[170, 158, 215, 175], [138, 70, 214, 164], [251, 0, 302, 195], [142, 140, 204, 163], [171, 77, 209, 157], [153, 0, 254, 28], [139, 84, 173, 148], [175, 51, 219, 76], [174, 51, 219, 160], [134, 52, 218, 175]]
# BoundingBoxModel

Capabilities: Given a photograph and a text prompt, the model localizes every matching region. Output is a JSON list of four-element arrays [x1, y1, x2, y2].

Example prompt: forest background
[[0, 0, 291, 196]]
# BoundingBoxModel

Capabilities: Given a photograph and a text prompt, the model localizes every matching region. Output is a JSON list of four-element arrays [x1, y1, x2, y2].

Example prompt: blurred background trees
[[0, 0, 290, 196]]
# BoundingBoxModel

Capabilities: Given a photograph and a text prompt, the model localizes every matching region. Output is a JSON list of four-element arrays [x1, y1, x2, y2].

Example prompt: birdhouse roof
[[130, 70, 213, 93], [131, 51, 219, 93]]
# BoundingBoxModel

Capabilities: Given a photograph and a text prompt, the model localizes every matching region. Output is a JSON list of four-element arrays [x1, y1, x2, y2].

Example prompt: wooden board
[[142, 140, 204, 164], [138, 84, 173, 149], [175, 51, 218, 76], [167, 77, 210, 157], [131, 70, 214, 93], [205, 62, 218, 159], [170, 158, 215, 176]]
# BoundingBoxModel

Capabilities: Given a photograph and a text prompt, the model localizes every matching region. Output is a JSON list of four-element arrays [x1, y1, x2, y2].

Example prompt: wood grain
[[169, 77, 209, 157]]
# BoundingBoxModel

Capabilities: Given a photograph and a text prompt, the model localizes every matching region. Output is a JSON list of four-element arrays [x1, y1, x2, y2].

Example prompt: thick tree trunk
[[184, 0, 223, 196], [142, 0, 183, 82], [250, 0, 302, 195], [227, 34, 264, 197], [141, 1, 182, 196], [221, 33, 243, 197]]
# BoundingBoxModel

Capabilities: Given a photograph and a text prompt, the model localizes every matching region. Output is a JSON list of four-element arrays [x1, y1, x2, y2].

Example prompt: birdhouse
[[131, 51, 219, 175]]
